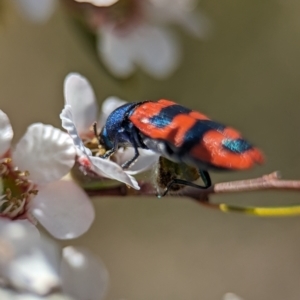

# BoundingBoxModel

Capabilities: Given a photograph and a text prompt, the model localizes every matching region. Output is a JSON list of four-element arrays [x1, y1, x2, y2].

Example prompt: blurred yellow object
[[219, 203, 300, 217]]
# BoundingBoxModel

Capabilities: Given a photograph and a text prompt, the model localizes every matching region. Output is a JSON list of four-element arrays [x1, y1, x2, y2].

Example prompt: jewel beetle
[[96, 99, 264, 194]]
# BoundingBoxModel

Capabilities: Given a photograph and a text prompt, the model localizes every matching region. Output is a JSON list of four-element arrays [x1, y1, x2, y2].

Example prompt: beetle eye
[[99, 127, 113, 150]]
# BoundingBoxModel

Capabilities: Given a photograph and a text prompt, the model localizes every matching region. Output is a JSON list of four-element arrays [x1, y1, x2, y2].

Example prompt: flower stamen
[[0, 158, 38, 219], [83, 133, 107, 157]]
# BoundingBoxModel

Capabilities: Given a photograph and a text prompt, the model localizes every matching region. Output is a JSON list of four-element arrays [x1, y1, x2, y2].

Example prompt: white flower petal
[[0, 221, 60, 295], [98, 96, 127, 128], [0, 288, 17, 300], [136, 26, 181, 78], [0, 110, 13, 157], [13, 0, 56, 23], [0, 288, 28, 300], [75, 0, 119, 6], [7, 240, 60, 295], [31, 180, 95, 240], [0, 219, 39, 250], [1, 219, 40, 240], [12, 124, 76, 185], [64, 73, 98, 135], [223, 293, 244, 300], [149, 0, 211, 38], [116, 148, 159, 175], [176, 11, 212, 38], [60, 105, 93, 157], [149, 0, 197, 21], [98, 29, 136, 78], [16, 220, 40, 238], [90, 156, 140, 190], [0, 288, 76, 300], [61, 246, 109, 300]]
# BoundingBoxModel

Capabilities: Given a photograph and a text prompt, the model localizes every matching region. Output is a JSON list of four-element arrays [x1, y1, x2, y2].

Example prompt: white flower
[[99, 24, 180, 79], [60, 73, 159, 189], [0, 110, 95, 240], [83, 0, 210, 78], [75, 0, 119, 6], [0, 219, 108, 299]]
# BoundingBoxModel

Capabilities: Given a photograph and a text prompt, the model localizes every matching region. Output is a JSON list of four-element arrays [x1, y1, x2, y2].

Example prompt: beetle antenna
[[93, 122, 99, 142]]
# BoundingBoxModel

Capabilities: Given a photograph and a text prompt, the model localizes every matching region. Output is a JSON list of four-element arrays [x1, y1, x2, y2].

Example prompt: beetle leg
[[121, 145, 139, 169], [101, 148, 115, 159], [120, 126, 143, 169], [199, 170, 211, 188], [159, 170, 211, 197], [100, 137, 119, 159]]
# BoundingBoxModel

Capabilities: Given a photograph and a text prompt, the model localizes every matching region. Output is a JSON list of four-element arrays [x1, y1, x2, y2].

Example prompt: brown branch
[[84, 171, 300, 217], [184, 171, 300, 201], [86, 171, 300, 203]]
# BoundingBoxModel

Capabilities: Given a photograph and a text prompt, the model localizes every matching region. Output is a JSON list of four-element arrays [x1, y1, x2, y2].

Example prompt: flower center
[[82, 124, 110, 157], [0, 158, 38, 219], [84, 136, 107, 157]]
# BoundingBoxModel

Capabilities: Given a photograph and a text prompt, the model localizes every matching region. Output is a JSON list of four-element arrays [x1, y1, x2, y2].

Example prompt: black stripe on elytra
[[177, 120, 226, 154], [178, 120, 254, 155], [149, 104, 192, 128]]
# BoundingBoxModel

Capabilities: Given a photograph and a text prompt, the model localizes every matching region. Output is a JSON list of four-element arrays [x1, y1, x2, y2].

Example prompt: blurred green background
[[1, 1, 300, 299]]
